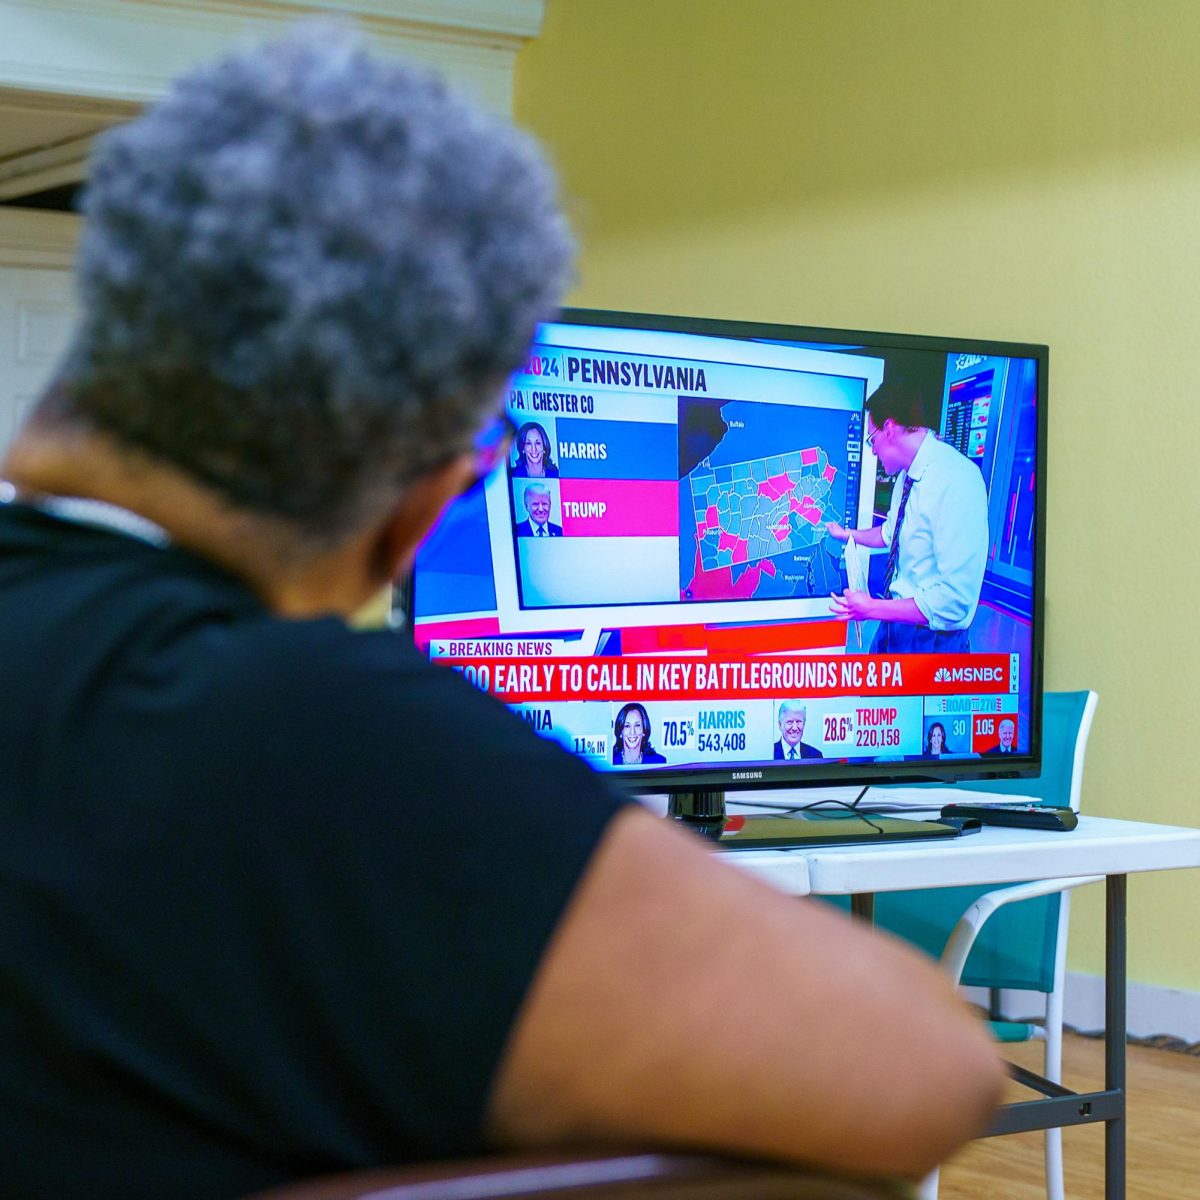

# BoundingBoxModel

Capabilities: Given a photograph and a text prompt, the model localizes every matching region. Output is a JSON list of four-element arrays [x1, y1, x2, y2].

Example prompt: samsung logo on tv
[[730, 770, 764, 781], [934, 666, 1004, 683]]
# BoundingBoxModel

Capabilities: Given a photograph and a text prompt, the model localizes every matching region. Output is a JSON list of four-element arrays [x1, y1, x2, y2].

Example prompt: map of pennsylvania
[[679, 398, 856, 602], [690, 448, 837, 570]]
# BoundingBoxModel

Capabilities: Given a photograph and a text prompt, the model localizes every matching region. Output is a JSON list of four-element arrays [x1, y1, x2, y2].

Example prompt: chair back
[[952, 690, 1097, 812], [872, 690, 1098, 992], [243, 1151, 914, 1199]]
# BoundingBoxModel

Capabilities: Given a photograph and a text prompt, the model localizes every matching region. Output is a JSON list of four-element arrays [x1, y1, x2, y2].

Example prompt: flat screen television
[[407, 309, 1046, 819]]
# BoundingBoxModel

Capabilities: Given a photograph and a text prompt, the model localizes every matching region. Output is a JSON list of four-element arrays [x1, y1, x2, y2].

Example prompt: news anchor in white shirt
[[827, 376, 988, 654]]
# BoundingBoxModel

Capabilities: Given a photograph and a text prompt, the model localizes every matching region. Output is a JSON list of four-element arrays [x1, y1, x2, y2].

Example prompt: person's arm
[[826, 521, 886, 550], [484, 807, 1005, 1181], [826, 521, 906, 623], [830, 592, 926, 626]]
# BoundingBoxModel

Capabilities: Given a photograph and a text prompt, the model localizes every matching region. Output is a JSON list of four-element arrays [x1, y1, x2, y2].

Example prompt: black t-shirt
[[0, 502, 629, 1200]]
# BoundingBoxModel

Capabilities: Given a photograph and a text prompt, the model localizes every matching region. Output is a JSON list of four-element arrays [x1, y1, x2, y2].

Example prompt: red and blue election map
[[681, 398, 854, 602]]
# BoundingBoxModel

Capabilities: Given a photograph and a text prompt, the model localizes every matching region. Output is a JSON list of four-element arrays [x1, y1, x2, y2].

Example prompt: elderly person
[[983, 717, 1018, 754], [773, 699, 824, 760], [0, 24, 1002, 1200], [515, 482, 562, 536]]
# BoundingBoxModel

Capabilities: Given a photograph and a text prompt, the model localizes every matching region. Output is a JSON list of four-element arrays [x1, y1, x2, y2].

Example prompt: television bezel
[[408, 306, 1048, 799]]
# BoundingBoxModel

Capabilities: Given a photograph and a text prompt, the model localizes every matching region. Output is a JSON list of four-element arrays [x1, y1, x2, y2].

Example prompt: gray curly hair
[[44, 22, 574, 543]]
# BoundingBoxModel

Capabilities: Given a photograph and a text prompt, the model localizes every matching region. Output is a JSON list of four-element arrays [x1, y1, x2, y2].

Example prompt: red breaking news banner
[[434, 653, 1012, 703]]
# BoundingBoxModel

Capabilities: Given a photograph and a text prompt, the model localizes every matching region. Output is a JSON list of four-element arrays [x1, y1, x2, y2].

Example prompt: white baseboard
[[964, 974, 1200, 1043]]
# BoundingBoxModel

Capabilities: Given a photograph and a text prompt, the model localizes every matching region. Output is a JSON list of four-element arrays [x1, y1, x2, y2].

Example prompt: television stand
[[667, 789, 962, 852], [667, 790, 727, 841], [666, 790, 839, 844]]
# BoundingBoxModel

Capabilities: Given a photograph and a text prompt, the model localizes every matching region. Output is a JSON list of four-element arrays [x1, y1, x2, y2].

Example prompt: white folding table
[[722, 814, 1200, 1200]]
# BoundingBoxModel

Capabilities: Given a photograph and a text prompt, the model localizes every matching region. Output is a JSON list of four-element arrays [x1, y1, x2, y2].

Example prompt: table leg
[[850, 893, 874, 922], [1106, 874, 1127, 1200]]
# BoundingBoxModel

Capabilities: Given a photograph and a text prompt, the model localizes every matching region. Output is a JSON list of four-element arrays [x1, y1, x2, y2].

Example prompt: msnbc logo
[[934, 666, 1004, 684]]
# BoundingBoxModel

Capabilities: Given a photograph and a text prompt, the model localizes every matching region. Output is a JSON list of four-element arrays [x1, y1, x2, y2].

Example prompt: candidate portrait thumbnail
[[510, 419, 559, 479], [773, 699, 824, 761], [514, 480, 563, 538], [977, 714, 1019, 756], [612, 702, 667, 766]]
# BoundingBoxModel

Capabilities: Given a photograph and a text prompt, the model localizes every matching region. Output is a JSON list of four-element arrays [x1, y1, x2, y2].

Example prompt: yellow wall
[[516, 0, 1200, 990]]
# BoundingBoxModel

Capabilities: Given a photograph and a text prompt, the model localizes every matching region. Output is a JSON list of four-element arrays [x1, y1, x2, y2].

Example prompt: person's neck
[[895, 427, 930, 473], [2, 423, 379, 618]]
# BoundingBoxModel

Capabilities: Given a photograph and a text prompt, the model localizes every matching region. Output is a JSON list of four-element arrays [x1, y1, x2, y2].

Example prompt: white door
[[0, 266, 76, 457], [0, 210, 80, 465]]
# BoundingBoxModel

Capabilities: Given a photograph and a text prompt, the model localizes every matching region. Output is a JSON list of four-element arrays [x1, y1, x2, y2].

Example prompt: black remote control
[[939, 802, 1078, 831]]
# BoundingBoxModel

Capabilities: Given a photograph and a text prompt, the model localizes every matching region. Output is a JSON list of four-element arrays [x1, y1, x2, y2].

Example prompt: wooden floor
[[939, 1029, 1200, 1199]]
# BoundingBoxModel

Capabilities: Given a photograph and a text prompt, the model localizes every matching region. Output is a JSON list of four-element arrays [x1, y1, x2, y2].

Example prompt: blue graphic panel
[[411, 488, 495, 618], [555, 418, 676, 480], [678, 399, 857, 601]]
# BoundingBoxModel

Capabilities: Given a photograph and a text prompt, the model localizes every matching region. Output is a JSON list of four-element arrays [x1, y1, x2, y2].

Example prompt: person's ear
[[368, 454, 475, 587]]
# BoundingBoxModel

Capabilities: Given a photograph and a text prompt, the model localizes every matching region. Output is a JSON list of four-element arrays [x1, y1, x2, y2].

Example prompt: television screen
[[407, 309, 1045, 797]]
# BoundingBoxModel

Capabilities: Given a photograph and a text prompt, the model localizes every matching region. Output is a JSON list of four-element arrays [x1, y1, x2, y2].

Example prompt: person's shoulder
[[178, 615, 473, 738], [222, 620, 630, 820], [643, 749, 666, 764], [545, 464, 560, 477], [511, 462, 529, 477], [931, 437, 986, 483], [194, 615, 416, 708], [549, 522, 564, 536]]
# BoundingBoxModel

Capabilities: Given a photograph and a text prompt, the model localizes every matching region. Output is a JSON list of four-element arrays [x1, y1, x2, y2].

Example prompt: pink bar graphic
[[801, 448, 818, 466], [559, 479, 681, 538]]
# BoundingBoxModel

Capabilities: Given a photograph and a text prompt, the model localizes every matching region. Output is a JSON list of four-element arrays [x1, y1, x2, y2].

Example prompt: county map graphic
[[679, 398, 857, 602]]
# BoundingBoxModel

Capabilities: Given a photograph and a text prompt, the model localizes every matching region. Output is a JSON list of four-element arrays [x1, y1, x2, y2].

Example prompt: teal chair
[[875, 690, 1100, 1200]]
